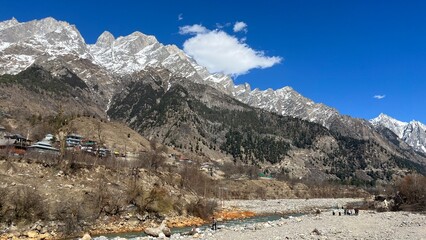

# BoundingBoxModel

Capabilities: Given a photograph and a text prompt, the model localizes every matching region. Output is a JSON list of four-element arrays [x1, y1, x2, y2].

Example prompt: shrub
[[90, 177, 123, 217], [125, 179, 150, 214], [125, 180, 173, 214], [145, 186, 174, 214], [0, 187, 7, 222], [179, 163, 216, 197], [54, 198, 85, 235], [6, 186, 46, 223], [255, 187, 267, 199], [137, 139, 166, 171], [220, 162, 259, 180], [186, 198, 218, 219], [396, 174, 426, 211]]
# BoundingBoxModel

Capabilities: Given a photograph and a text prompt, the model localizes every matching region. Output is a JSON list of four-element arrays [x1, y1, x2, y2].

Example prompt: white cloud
[[179, 24, 208, 35], [233, 21, 248, 33], [182, 29, 281, 76], [178, 13, 183, 21], [216, 22, 231, 29], [374, 95, 386, 99]]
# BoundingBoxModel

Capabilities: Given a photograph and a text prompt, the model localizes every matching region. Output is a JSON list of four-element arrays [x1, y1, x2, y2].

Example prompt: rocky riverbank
[[222, 198, 366, 214], [166, 210, 426, 240], [90, 198, 425, 240]]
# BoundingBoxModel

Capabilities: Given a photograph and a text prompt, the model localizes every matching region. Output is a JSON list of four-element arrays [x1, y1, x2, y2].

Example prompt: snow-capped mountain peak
[[0, 17, 19, 31], [370, 113, 408, 139], [370, 114, 426, 153], [95, 31, 115, 48], [0, 17, 90, 74], [370, 113, 408, 138]]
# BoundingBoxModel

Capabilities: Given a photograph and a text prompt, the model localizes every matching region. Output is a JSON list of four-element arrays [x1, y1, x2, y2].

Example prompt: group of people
[[332, 207, 359, 216]]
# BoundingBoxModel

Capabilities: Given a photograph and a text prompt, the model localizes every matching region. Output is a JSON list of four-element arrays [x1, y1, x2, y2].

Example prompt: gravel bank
[[175, 211, 426, 240], [94, 199, 426, 240], [222, 198, 365, 214], [171, 198, 425, 240]]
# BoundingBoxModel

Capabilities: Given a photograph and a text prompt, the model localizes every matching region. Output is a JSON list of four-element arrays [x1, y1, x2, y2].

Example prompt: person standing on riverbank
[[211, 217, 217, 230]]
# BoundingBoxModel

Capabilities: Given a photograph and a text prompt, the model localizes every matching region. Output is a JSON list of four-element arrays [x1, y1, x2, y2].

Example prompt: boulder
[[171, 233, 181, 238], [144, 220, 172, 237], [40, 227, 48, 234], [38, 233, 51, 239], [158, 232, 166, 239], [27, 231, 39, 238], [263, 222, 271, 228], [312, 228, 321, 235], [144, 220, 170, 237], [128, 219, 140, 226], [374, 199, 395, 212], [162, 226, 171, 237], [144, 227, 162, 237], [36, 224, 42, 231], [136, 213, 147, 221], [189, 227, 200, 235], [56, 171, 64, 177], [254, 223, 264, 230], [81, 233, 92, 240]]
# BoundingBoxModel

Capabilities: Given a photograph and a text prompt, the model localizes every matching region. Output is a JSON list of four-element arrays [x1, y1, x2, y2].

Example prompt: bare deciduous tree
[[138, 139, 166, 171]]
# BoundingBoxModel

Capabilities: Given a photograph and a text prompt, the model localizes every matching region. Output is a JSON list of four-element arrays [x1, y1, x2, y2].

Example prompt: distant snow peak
[[0, 17, 89, 75], [95, 31, 115, 48], [370, 113, 426, 153], [0, 17, 20, 31], [370, 113, 407, 138]]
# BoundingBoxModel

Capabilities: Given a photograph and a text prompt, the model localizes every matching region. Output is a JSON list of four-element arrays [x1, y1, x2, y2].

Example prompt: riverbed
[[91, 198, 426, 240]]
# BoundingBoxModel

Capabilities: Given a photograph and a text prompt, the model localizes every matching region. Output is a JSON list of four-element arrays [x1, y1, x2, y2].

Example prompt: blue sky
[[1, 0, 425, 123]]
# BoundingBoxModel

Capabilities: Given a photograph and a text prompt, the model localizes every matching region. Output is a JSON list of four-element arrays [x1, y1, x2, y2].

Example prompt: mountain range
[[0, 17, 349, 128], [0, 17, 425, 182]]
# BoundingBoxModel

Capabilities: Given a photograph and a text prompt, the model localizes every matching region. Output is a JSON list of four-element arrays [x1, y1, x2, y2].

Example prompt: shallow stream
[[94, 213, 303, 239]]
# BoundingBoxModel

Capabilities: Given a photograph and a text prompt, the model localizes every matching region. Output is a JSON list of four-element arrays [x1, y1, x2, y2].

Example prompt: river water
[[94, 213, 303, 239]]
